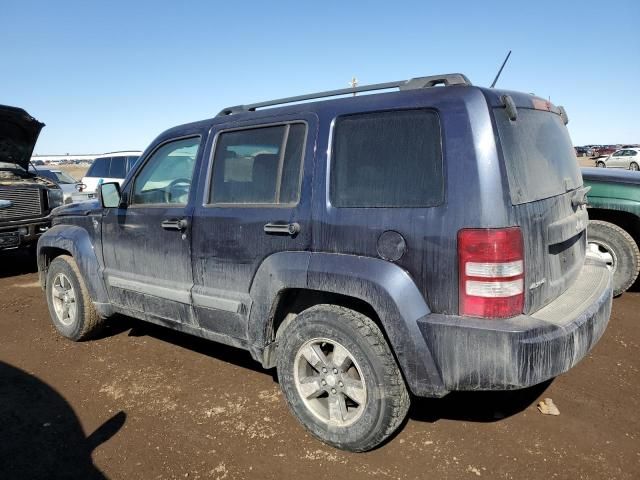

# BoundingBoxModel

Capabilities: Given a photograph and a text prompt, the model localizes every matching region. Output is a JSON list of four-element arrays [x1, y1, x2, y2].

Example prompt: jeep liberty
[[37, 74, 613, 451]]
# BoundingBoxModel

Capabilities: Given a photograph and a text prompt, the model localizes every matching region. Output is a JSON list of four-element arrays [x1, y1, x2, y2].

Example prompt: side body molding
[[37, 224, 114, 318]]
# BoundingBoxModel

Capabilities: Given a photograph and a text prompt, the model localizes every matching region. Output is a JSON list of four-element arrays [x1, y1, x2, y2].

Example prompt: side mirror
[[100, 182, 122, 208]]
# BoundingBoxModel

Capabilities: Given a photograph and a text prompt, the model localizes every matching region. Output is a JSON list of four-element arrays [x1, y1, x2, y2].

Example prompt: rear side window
[[209, 123, 306, 204], [86, 157, 110, 177], [109, 157, 127, 178], [330, 110, 443, 208], [494, 108, 582, 204]]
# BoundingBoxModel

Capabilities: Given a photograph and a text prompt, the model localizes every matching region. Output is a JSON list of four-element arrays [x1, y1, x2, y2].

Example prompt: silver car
[[595, 148, 640, 171], [29, 167, 80, 204]]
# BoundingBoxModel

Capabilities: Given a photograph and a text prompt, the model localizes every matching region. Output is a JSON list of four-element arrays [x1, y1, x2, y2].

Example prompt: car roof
[[94, 151, 142, 159]]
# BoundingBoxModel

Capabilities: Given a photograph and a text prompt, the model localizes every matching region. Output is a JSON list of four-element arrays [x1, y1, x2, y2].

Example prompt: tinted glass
[[33, 169, 57, 182], [210, 123, 306, 204], [495, 108, 582, 205], [133, 137, 200, 205], [127, 156, 140, 170], [109, 157, 127, 178], [53, 171, 77, 184], [86, 157, 110, 177], [331, 110, 443, 207]]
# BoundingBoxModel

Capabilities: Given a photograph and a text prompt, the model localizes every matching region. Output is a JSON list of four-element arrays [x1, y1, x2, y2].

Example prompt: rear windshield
[[494, 108, 582, 204]]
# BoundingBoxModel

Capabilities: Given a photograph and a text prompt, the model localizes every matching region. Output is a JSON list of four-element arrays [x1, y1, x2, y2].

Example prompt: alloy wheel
[[293, 338, 367, 427], [51, 273, 77, 326]]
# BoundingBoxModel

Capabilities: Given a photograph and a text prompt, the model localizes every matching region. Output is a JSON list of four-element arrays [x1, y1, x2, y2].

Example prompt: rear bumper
[[418, 256, 612, 391]]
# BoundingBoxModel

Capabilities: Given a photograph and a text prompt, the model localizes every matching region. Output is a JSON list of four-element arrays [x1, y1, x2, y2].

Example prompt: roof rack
[[217, 73, 471, 116]]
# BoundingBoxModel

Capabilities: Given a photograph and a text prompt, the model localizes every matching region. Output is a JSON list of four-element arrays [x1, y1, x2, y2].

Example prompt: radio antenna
[[490, 50, 512, 88]]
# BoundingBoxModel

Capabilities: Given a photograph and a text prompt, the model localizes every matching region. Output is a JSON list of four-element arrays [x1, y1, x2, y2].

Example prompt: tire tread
[[293, 304, 410, 450]]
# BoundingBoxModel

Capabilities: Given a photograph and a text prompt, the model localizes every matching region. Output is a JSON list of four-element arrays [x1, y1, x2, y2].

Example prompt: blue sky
[[2, 0, 638, 154]]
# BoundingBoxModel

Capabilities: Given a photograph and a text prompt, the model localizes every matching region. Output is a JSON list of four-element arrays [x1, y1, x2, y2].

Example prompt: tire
[[597, 161, 606, 168], [629, 162, 639, 171], [276, 305, 410, 452], [587, 220, 640, 296], [46, 255, 104, 340]]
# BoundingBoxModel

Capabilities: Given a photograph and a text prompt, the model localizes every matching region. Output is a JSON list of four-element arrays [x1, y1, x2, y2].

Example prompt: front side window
[[209, 123, 306, 204], [132, 137, 200, 205], [330, 110, 443, 207]]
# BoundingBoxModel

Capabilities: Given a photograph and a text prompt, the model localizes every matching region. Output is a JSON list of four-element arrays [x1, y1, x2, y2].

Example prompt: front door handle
[[264, 222, 300, 235], [161, 218, 188, 231]]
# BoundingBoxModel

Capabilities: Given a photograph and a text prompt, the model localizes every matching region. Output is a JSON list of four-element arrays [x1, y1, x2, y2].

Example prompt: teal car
[[583, 168, 640, 295]]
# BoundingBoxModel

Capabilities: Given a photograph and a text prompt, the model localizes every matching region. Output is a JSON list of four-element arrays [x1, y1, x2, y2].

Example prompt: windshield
[[494, 108, 582, 204], [0, 161, 26, 172], [52, 171, 77, 184]]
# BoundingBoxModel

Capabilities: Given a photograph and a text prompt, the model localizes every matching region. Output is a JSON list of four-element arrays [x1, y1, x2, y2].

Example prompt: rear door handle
[[263, 222, 300, 235], [161, 218, 188, 231]]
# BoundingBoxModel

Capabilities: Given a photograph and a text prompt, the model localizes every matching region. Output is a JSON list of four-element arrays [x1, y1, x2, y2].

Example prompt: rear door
[[190, 115, 316, 339], [493, 103, 588, 312]]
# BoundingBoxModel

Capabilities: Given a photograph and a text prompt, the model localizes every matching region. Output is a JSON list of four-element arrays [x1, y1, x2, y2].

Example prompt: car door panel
[[101, 135, 203, 324], [190, 114, 317, 340]]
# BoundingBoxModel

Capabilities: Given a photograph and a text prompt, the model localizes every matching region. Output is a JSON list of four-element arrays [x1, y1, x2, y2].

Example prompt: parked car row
[[1, 75, 634, 452], [575, 145, 640, 158]]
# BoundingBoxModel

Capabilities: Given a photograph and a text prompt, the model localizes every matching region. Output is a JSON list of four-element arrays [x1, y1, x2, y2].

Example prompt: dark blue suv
[[37, 74, 612, 451]]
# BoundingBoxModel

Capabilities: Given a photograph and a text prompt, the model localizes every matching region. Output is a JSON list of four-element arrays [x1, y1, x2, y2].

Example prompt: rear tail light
[[458, 227, 524, 318]]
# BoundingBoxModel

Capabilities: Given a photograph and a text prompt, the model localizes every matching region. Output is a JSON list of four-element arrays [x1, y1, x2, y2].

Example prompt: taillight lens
[[458, 227, 524, 318]]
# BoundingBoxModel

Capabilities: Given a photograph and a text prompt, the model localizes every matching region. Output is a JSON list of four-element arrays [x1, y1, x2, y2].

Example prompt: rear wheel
[[276, 305, 409, 452], [587, 220, 640, 296], [46, 255, 104, 340], [629, 162, 639, 171]]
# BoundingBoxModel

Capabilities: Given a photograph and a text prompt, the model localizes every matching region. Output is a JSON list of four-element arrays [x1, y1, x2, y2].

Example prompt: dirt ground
[[0, 250, 638, 480]]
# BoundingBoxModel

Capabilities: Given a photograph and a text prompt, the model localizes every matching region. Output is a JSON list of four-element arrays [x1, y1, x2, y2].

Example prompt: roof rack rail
[[216, 73, 471, 116]]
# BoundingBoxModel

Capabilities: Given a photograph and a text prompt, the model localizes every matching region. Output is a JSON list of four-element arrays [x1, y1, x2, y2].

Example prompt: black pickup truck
[[0, 105, 63, 251]]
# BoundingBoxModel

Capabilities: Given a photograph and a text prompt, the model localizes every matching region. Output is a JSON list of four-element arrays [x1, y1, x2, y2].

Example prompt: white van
[[76, 151, 141, 200]]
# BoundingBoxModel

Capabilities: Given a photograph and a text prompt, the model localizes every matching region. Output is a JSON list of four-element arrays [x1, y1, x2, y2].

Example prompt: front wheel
[[46, 255, 104, 340], [277, 305, 410, 451], [629, 162, 639, 171], [596, 161, 606, 168], [588, 220, 640, 296]]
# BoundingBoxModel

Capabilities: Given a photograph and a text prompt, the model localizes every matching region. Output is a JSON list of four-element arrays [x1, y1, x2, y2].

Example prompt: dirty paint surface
[[0, 254, 638, 479]]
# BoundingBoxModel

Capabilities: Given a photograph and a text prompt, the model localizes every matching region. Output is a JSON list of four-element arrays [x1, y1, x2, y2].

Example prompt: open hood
[[0, 105, 45, 170]]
